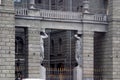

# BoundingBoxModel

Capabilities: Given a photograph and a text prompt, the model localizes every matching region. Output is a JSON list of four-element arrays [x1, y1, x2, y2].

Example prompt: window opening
[[51, 0, 56, 10], [14, 0, 21, 3], [15, 27, 28, 80], [15, 37, 24, 54], [58, 38, 62, 55], [35, 0, 42, 4], [51, 39, 55, 56]]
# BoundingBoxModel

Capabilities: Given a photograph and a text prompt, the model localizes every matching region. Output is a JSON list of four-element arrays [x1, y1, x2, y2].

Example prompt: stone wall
[[0, 0, 14, 12], [109, 21, 120, 80], [82, 31, 94, 80], [89, 0, 105, 14], [107, 0, 120, 80], [0, 28, 15, 80], [0, 0, 15, 79], [112, 21, 120, 80]]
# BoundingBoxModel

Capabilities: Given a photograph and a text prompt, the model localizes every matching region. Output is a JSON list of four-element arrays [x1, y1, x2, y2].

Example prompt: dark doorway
[[15, 27, 28, 80], [43, 29, 77, 80]]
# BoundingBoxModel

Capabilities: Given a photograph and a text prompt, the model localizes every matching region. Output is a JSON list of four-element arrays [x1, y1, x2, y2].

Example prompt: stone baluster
[[83, 0, 90, 13]]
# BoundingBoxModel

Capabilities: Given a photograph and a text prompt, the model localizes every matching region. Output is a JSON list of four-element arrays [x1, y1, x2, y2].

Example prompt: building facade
[[0, 0, 120, 80]]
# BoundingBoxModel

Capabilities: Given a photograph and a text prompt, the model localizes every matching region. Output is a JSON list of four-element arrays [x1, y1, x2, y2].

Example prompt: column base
[[29, 5, 36, 9], [40, 65, 46, 80], [73, 66, 82, 80]]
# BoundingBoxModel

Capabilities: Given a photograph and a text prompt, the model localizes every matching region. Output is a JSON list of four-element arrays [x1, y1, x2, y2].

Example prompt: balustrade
[[15, 6, 107, 22]]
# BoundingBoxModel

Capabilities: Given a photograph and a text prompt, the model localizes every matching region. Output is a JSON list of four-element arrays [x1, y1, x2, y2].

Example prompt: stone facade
[[0, 0, 15, 80], [110, 1, 120, 80], [82, 31, 94, 80], [1, 0, 120, 80], [0, 28, 15, 80]]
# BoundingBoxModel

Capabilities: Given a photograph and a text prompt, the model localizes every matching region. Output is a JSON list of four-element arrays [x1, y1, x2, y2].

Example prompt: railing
[[15, 8, 82, 20], [46, 67, 72, 80], [94, 14, 107, 21], [40, 9, 81, 20], [15, 7, 28, 16], [15, 7, 107, 22]]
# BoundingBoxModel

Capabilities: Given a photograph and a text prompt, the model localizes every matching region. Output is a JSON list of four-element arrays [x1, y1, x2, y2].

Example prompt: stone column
[[28, 27, 47, 79], [29, 0, 35, 9], [28, 27, 41, 78], [82, 31, 94, 80]]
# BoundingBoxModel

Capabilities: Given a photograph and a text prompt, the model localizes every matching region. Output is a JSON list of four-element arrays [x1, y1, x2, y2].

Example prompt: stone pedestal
[[73, 66, 82, 80], [29, 0, 35, 9], [83, 0, 90, 13], [0, 0, 1, 4], [40, 65, 46, 80]]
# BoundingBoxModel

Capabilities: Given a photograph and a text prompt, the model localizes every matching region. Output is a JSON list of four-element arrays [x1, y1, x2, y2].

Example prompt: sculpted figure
[[74, 34, 82, 67], [40, 29, 48, 63]]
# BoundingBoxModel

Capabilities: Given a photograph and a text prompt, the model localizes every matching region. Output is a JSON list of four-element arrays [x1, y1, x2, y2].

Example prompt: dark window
[[51, 40, 54, 54], [51, 0, 55, 5], [35, 0, 42, 4], [58, 38, 62, 55], [15, 27, 28, 80], [15, 37, 24, 54], [51, 0, 56, 10], [58, 0, 63, 3], [14, 0, 21, 2], [57, 63, 64, 69]]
